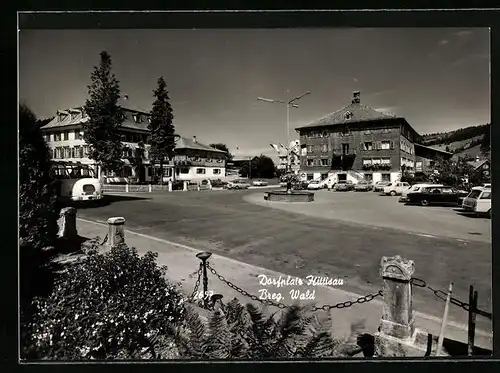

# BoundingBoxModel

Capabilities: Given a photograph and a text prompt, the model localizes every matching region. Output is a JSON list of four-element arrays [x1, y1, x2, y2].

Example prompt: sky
[[19, 28, 490, 158]]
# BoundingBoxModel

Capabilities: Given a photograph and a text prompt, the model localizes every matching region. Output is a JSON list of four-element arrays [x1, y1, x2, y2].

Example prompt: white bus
[[50, 161, 103, 203]]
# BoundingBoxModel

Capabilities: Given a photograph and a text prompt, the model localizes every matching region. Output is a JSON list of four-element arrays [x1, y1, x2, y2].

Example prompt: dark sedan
[[406, 186, 460, 206], [334, 180, 354, 191]]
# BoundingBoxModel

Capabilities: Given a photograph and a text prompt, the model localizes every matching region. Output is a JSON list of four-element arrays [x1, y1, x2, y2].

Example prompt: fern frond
[[298, 331, 337, 358], [180, 306, 206, 358], [203, 310, 231, 359]]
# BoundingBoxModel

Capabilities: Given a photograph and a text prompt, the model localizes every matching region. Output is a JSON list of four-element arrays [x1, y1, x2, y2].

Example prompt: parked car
[[462, 187, 491, 218], [354, 180, 373, 192], [406, 186, 460, 206], [334, 180, 354, 191], [383, 181, 411, 196], [373, 181, 391, 192], [307, 180, 324, 190], [227, 179, 251, 189], [252, 179, 268, 187], [399, 184, 443, 202]]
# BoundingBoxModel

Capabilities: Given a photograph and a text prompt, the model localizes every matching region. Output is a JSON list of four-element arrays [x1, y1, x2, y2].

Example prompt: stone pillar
[[57, 207, 78, 240], [168, 181, 173, 192], [107, 217, 126, 247], [183, 181, 188, 191], [379, 255, 415, 339]]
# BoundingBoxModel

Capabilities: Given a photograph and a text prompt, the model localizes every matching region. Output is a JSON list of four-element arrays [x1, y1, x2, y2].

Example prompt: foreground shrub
[[23, 244, 185, 360], [175, 299, 355, 359], [19, 104, 59, 251]]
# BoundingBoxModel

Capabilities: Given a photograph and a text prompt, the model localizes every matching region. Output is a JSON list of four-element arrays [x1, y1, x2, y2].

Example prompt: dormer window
[[148, 117, 151, 124], [133, 115, 138, 123], [344, 111, 353, 120]]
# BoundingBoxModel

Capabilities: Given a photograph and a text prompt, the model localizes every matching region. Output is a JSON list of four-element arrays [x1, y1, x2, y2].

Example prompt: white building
[[40, 105, 226, 183]]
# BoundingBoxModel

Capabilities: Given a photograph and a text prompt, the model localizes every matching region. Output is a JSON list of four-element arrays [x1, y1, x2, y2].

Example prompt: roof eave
[[295, 116, 403, 131]]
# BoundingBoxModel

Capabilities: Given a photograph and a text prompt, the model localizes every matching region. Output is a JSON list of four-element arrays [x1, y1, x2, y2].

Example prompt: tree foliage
[[19, 104, 59, 251], [148, 76, 175, 182], [175, 299, 356, 359], [24, 243, 185, 360], [239, 155, 276, 179], [428, 156, 474, 188], [83, 51, 124, 175]]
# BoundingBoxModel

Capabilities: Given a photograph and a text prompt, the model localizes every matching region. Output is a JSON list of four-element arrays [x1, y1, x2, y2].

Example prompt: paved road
[[77, 189, 492, 332]]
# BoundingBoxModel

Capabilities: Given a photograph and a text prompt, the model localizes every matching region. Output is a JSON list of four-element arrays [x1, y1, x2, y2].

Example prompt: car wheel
[[390, 190, 396, 196], [420, 199, 429, 206]]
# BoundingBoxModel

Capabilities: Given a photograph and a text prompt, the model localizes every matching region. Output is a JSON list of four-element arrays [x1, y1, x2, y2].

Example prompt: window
[[321, 130, 328, 138], [71, 147, 76, 158], [63, 131, 69, 140], [363, 159, 372, 165], [364, 142, 373, 151], [74, 146, 83, 158], [196, 168, 206, 174], [364, 173, 373, 181], [83, 145, 89, 157], [74, 130, 84, 140], [307, 159, 314, 167], [54, 133, 61, 141], [307, 174, 314, 181], [213, 169, 221, 174], [148, 117, 152, 123], [364, 130, 372, 135], [373, 158, 381, 164], [320, 144, 328, 153], [344, 111, 353, 120], [381, 158, 390, 164], [180, 168, 189, 174], [381, 141, 391, 150], [133, 115, 138, 123], [342, 143, 349, 154], [321, 159, 329, 166], [306, 145, 314, 154], [382, 128, 391, 133], [63, 147, 71, 159], [381, 173, 391, 181], [480, 192, 491, 200]]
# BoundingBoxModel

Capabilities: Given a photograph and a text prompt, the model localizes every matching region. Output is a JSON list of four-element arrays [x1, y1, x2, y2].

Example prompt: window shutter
[[390, 141, 394, 149], [377, 142, 381, 150]]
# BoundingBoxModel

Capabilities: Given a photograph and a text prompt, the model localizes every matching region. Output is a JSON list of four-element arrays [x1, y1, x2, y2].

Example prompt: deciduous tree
[[83, 51, 124, 178], [148, 77, 176, 184]]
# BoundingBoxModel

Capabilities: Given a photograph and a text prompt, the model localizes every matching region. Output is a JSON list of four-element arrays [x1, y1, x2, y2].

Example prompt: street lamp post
[[257, 91, 311, 173]]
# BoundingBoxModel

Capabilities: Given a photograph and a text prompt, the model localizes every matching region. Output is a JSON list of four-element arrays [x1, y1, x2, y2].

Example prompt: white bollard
[[57, 207, 78, 240], [148, 184, 152, 193], [107, 217, 126, 247], [168, 181, 173, 192], [183, 181, 188, 191], [125, 184, 129, 193]]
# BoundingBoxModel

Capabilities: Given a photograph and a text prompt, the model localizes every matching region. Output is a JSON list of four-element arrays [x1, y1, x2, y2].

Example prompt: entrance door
[[137, 166, 146, 182], [338, 173, 347, 181]]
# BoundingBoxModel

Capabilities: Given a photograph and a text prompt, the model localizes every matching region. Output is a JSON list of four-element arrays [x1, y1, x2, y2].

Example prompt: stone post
[[183, 181, 188, 191], [57, 207, 78, 240], [197, 183, 201, 191], [379, 255, 415, 339], [107, 217, 126, 247], [148, 184, 152, 193], [125, 184, 129, 193], [168, 181, 173, 192]]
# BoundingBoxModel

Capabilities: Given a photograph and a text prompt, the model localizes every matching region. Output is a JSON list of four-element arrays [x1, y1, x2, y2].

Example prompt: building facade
[[295, 91, 452, 183], [40, 105, 226, 182]]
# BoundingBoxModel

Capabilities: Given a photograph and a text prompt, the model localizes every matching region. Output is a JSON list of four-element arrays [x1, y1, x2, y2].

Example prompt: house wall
[[298, 120, 403, 176]]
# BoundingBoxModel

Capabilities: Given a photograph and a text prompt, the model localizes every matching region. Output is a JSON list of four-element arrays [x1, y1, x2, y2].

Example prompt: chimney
[[352, 91, 361, 104], [193, 136, 197, 143]]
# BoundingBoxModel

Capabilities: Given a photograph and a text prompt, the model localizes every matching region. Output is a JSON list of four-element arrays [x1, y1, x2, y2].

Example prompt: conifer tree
[[148, 77, 176, 183], [83, 51, 124, 178]]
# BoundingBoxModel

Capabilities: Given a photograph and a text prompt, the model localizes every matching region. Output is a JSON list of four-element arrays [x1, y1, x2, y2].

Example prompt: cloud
[[368, 89, 395, 98], [452, 30, 473, 37], [352, 77, 358, 82], [437, 39, 449, 46], [450, 53, 489, 68], [174, 100, 190, 106]]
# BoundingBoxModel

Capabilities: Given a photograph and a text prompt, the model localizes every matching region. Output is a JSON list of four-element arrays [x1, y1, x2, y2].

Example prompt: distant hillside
[[421, 123, 490, 159]]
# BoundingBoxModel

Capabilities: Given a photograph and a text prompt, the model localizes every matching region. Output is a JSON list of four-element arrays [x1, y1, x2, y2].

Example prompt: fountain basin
[[264, 190, 314, 202]]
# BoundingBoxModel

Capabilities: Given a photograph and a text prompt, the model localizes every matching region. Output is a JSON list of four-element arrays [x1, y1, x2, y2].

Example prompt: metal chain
[[206, 262, 384, 311], [206, 262, 288, 309], [311, 289, 384, 312], [410, 277, 491, 320], [100, 234, 108, 245], [188, 264, 202, 303]]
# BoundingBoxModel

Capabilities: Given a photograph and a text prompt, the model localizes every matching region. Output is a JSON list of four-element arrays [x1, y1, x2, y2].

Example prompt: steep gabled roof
[[296, 102, 400, 131], [467, 159, 489, 170]]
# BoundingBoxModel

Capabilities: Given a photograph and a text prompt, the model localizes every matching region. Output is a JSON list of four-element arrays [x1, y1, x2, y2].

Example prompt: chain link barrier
[[410, 277, 491, 320], [205, 262, 384, 311], [100, 234, 108, 245], [188, 264, 202, 303]]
